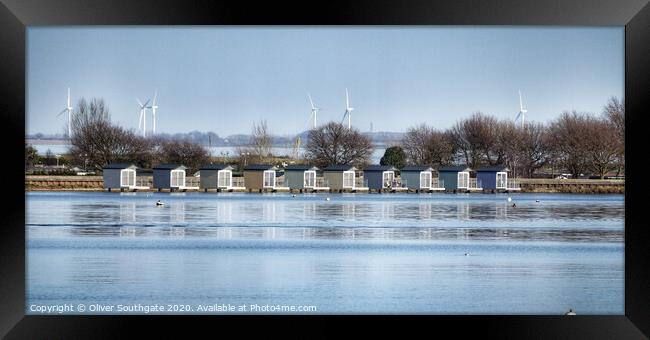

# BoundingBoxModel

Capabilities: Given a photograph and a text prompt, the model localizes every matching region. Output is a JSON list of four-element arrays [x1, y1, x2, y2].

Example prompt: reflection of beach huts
[[438, 165, 481, 191], [153, 164, 198, 191], [363, 165, 399, 191], [400, 166, 444, 192], [103, 163, 149, 191], [477, 165, 520, 192], [243, 164, 279, 191], [199, 164, 234, 191], [323, 165, 358, 191], [284, 165, 329, 191]]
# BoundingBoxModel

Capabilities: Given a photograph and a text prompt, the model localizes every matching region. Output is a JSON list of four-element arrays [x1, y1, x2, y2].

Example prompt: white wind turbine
[[341, 88, 354, 129], [149, 89, 158, 135], [515, 90, 528, 129], [57, 88, 73, 137], [308, 93, 320, 129], [137, 97, 150, 137]]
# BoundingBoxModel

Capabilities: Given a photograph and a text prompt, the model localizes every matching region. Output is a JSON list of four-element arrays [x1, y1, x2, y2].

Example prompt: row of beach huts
[[103, 163, 521, 193]]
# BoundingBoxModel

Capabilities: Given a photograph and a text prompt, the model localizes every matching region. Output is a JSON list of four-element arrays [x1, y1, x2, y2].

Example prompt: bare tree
[[511, 122, 552, 178], [250, 120, 272, 163], [451, 112, 499, 168], [156, 139, 209, 174], [305, 121, 373, 168], [25, 143, 38, 169], [585, 118, 621, 179], [548, 111, 595, 178], [68, 97, 155, 170], [602, 97, 625, 176], [402, 124, 455, 166]]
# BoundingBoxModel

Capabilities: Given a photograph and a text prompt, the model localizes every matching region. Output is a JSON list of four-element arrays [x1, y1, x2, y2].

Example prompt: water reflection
[[28, 192, 624, 243], [169, 201, 186, 224], [31, 225, 623, 243], [119, 202, 136, 223]]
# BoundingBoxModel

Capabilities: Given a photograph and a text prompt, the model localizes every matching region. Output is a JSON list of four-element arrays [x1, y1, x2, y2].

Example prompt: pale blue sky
[[27, 26, 623, 136]]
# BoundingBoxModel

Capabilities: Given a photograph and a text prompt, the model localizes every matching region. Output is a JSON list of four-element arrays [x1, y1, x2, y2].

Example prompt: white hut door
[[304, 171, 316, 187], [171, 170, 185, 187], [420, 171, 431, 188], [343, 171, 355, 188], [121, 169, 135, 187], [382, 171, 394, 188], [218, 170, 232, 188], [263, 170, 275, 188], [496, 172, 507, 189], [458, 172, 469, 189]]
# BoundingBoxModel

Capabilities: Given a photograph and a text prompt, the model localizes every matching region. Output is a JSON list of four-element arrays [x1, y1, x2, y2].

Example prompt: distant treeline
[[303, 97, 624, 179], [26, 96, 624, 179], [27, 129, 404, 147]]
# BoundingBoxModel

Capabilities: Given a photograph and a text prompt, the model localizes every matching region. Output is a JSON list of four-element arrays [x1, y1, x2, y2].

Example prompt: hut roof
[[200, 164, 234, 171], [363, 165, 397, 172], [323, 165, 357, 171], [284, 165, 319, 171], [103, 163, 137, 170], [438, 165, 472, 172], [244, 164, 278, 171], [401, 166, 434, 172], [153, 163, 187, 170], [476, 165, 509, 172]]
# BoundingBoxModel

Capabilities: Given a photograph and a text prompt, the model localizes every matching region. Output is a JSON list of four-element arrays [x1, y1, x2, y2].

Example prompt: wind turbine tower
[[515, 90, 528, 129], [341, 88, 354, 129], [150, 89, 158, 135], [308, 93, 320, 129], [137, 97, 150, 137], [57, 88, 73, 137]]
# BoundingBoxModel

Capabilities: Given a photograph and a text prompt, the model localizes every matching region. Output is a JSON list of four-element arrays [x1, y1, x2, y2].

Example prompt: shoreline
[[25, 176, 625, 194]]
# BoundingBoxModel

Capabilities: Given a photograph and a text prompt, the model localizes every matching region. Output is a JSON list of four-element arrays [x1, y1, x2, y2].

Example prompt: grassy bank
[[517, 178, 624, 194]]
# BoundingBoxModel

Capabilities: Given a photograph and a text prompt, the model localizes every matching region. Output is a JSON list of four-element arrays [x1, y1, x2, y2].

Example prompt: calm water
[[26, 192, 624, 314]]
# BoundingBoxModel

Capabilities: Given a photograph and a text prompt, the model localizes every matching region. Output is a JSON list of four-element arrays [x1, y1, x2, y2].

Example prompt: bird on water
[[565, 309, 576, 315], [156, 200, 164, 206]]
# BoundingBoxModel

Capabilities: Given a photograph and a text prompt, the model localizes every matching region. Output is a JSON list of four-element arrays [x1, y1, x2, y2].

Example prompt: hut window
[[458, 172, 469, 189], [496, 172, 507, 189], [382, 171, 395, 188], [343, 171, 355, 188], [218, 170, 232, 188], [120, 169, 135, 187], [171, 169, 185, 187], [420, 171, 431, 188], [263, 170, 275, 188], [304, 171, 316, 188]]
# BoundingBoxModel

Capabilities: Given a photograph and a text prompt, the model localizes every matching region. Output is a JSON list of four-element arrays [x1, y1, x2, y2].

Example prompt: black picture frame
[[2, 0, 648, 338]]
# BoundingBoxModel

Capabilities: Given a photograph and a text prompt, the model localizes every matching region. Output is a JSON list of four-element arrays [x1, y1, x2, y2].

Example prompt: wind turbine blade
[[346, 88, 350, 108], [153, 89, 158, 105], [519, 90, 523, 111], [514, 112, 522, 122], [57, 108, 67, 117], [341, 111, 348, 124], [143, 99, 151, 108], [67, 88, 71, 107], [137, 98, 143, 107], [139, 110, 143, 129], [308, 93, 315, 109]]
